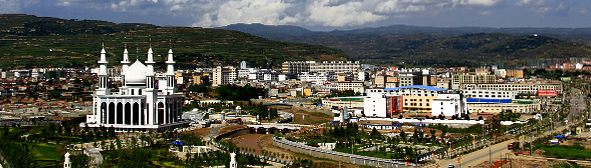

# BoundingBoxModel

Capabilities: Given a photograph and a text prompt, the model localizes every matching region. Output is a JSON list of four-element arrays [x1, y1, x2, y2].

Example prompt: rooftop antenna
[[169, 36, 172, 49], [149, 35, 152, 48]]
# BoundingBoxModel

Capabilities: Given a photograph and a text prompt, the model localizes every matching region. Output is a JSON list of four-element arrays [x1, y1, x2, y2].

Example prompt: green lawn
[[31, 143, 62, 162]]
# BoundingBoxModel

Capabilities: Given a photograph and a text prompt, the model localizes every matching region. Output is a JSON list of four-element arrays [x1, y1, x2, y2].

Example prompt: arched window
[[116, 102, 123, 124], [124, 103, 131, 124], [158, 102, 165, 124], [133, 103, 140, 125], [108, 102, 115, 124], [100, 102, 107, 124]]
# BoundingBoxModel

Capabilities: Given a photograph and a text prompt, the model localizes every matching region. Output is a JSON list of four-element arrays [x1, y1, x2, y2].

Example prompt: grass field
[[289, 109, 332, 125], [30, 143, 62, 167]]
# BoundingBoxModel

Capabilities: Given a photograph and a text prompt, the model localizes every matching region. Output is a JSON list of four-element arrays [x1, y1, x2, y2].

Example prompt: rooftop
[[384, 85, 447, 92]]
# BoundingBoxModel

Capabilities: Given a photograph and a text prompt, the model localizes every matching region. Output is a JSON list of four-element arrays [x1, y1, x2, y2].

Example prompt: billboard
[[538, 90, 558, 97]]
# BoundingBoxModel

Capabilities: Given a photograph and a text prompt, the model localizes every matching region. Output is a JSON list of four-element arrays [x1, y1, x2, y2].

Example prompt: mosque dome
[[125, 60, 147, 84]]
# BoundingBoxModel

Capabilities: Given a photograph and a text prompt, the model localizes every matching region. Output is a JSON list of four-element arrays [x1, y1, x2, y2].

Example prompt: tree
[[370, 127, 381, 140], [72, 155, 90, 168], [400, 130, 407, 143]]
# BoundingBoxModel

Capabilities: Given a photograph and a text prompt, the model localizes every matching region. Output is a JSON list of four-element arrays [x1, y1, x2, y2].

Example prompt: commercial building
[[459, 82, 563, 95], [364, 85, 447, 117], [282, 61, 361, 75], [466, 99, 540, 114]]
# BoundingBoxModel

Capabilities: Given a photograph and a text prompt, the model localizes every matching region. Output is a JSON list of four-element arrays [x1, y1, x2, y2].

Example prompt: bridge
[[264, 103, 293, 107], [247, 124, 301, 134]]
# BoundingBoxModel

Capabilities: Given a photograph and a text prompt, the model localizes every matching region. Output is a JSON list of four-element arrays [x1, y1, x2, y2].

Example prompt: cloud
[[515, 0, 582, 16], [304, 0, 388, 27], [0, 0, 39, 13], [3, 0, 589, 30], [453, 0, 502, 7]]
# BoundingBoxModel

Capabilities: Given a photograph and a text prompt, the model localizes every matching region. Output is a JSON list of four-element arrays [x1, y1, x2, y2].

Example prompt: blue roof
[[467, 98, 512, 103], [384, 85, 447, 92]]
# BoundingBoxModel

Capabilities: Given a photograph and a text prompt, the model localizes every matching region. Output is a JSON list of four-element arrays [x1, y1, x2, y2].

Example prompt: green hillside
[[0, 14, 349, 69], [285, 33, 591, 67]]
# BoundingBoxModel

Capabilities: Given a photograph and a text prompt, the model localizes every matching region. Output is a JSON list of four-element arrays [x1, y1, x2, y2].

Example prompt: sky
[[1, 0, 591, 31]]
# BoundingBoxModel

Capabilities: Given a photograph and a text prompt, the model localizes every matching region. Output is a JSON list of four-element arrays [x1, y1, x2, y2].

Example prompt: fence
[[273, 136, 417, 168]]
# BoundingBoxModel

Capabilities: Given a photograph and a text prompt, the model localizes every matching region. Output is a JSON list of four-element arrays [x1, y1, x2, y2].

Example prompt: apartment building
[[451, 73, 496, 86], [212, 66, 236, 86], [337, 81, 364, 93]]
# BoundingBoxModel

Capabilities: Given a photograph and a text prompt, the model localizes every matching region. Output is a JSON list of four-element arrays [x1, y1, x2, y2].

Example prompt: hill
[[285, 33, 591, 67], [217, 23, 591, 67], [215, 23, 312, 40], [0, 14, 348, 68]]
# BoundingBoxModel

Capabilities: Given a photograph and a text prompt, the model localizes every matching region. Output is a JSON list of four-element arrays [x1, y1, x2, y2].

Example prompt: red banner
[[538, 90, 557, 96]]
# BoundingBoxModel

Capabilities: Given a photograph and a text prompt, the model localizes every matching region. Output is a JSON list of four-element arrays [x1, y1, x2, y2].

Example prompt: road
[[437, 140, 512, 168], [435, 86, 587, 168]]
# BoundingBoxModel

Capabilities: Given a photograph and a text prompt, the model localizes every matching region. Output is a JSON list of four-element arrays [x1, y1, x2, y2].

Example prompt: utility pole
[[489, 139, 492, 164], [530, 133, 534, 156]]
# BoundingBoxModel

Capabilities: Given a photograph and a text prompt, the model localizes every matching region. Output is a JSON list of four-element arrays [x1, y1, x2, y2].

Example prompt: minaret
[[165, 48, 176, 95], [120, 46, 130, 94], [96, 44, 110, 95], [229, 152, 237, 168], [146, 47, 155, 89], [145, 46, 157, 125], [63, 152, 71, 168]]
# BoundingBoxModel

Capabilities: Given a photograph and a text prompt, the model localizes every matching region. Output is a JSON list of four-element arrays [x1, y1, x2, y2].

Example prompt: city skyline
[[0, 0, 589, 31]]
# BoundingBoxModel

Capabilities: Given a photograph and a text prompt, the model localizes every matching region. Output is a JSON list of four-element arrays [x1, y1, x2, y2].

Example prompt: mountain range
[[0, 14, 589, 69], [217, 24, 591, 68], [0, 14, 348, 69]]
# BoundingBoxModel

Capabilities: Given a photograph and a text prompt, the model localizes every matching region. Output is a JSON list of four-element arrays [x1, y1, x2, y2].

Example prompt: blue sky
[[1, 0, 590, 31]]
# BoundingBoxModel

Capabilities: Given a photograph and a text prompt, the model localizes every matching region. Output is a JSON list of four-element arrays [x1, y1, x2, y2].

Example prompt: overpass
[[264, 103, 293, 107]]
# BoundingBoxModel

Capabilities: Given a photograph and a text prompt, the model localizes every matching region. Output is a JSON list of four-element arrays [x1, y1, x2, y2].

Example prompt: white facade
[[282, 61, 360, 75], [299, 72, 328, 83], [462, 89, 517, 99], [431, 93, 466, 117], [86, 46, 189, 132], [363, 95, 388, 117]]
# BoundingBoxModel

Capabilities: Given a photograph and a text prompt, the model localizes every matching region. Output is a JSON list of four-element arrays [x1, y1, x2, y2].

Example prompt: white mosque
[[85, 44, 189, 132]]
